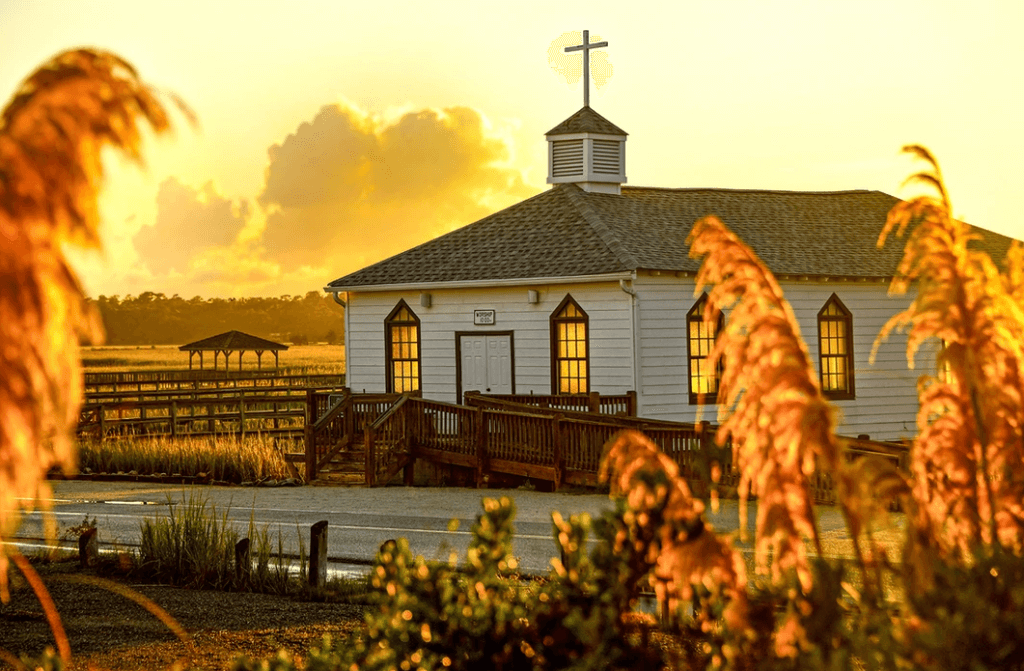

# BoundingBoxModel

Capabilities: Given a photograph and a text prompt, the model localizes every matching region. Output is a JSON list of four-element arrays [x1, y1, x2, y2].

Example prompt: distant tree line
[[88, 291, 346, 346]]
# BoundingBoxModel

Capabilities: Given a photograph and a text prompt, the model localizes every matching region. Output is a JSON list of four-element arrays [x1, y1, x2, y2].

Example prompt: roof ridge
[[560, 185, 639, 270], [621, 185, 886, 196]]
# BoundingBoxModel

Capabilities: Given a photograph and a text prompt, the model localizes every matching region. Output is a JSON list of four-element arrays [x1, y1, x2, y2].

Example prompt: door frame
[[454, 330, 516, 404]]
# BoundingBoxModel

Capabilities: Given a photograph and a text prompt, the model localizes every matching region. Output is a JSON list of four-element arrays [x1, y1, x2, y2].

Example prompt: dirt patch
[[0, 561, 366, 670]]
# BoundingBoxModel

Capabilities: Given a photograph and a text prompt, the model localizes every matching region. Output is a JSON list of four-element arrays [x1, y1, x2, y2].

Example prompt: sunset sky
[[2, 1, 1021, 298]]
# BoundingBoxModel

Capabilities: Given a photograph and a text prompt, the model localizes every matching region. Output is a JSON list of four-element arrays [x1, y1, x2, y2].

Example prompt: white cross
[[564, 30, 608, 108]]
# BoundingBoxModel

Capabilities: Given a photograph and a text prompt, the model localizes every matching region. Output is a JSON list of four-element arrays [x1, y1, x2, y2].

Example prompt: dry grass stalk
[[0, 49, 186, 599], [875, 145, 1024, 559], [601, 431, 749, 633], [687, 215, 837, 591]]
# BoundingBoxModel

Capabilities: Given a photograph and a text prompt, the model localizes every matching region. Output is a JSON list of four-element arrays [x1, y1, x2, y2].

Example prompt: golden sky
[[2, 0, 1021, 298]]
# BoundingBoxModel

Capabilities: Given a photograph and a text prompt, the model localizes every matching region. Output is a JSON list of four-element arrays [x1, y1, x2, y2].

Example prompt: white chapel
[[324, 34, 1013, 442]]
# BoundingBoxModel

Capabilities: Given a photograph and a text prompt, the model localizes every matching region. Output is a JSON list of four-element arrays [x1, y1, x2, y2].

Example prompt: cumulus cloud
[[257, 102, 535, 271], [114, 101, 535, 298], [133, 178, 250, 274]]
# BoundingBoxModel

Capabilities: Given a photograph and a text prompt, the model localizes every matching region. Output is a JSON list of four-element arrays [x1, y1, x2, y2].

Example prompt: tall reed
[[77, 434, 293, 482]]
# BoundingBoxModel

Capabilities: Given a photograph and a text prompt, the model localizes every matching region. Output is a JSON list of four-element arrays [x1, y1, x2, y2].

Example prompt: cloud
[[133, 178, 249, 274], [96, 101, 536, 298], [257, 102, 535, 272]]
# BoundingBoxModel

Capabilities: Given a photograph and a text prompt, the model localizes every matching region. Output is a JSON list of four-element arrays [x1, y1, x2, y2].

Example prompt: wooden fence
[[84, 370, 345, 394], [79, 383, 346, 442], [467, 391, 637, 416]]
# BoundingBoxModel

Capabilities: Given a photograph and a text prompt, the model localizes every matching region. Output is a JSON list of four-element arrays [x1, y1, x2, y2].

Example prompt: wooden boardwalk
[[304, 390, 910, 502]]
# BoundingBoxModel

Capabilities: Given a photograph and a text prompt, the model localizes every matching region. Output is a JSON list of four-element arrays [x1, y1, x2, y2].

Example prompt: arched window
[[550, 295, 589, 394], [385, 300, 421, 393], [687, 294, 723, 404], [818, 294, 855, 399]]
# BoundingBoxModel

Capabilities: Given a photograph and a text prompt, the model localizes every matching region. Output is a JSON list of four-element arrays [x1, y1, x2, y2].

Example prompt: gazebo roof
[[179, 330, 289, 352]]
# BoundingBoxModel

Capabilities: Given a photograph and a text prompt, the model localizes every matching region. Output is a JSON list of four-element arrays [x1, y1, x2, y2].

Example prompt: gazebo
[[179, 331, 289, 370]]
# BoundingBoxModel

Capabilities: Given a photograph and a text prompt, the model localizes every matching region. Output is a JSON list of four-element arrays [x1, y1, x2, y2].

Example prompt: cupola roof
[[546, 106, 627, 136]]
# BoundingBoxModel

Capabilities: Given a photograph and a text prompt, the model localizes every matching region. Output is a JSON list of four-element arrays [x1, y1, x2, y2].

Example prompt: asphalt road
[[13, 480, 876, 577]]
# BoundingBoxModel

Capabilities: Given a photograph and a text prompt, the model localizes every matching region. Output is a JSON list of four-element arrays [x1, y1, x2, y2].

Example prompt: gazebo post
[[199, 351, 204, 369], [256, 350, 264, 369], [188, 351, 193, 370], [238, 350, 243, 371], [274, 351, 279, 368], [214, 351, 219, 370]]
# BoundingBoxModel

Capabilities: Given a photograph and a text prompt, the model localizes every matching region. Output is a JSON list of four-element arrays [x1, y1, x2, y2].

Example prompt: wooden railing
[[78, 391, 310, 440], [85, 384, 344, 407], [365, 395, 413, 486], [84, 370, 345, 394], [302, 392, 912, 500], [467, 391, 637, 416], [304, 391, 402, 481]]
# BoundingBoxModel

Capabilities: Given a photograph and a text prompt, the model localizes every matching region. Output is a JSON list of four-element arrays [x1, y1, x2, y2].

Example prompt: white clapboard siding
[[345, 282, 635, 404], [347, 273, 932, 441], [634, 274, 928, 441]]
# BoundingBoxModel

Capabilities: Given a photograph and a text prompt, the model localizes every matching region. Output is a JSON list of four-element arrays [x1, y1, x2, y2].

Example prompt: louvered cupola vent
[[552, 139, 585, 177], [591, 139, 621, 175], [545, 107, 627, 194]]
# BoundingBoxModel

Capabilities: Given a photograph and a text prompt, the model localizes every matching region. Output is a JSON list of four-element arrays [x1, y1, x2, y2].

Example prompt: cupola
[[545, 106, 627, 194]]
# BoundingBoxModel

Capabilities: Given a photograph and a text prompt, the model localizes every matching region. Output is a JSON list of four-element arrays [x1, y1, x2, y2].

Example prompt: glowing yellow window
[[817, 294, 855, 399], [551, 296, 589, 394], [385, 301, 420, 393], [687, 294, 722, 404]]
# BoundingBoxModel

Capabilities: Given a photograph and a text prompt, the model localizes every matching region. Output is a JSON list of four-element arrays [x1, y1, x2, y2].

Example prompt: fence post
[[626, 390, 638, 416], [474, 406, 487, 488], [305, 422, 316, 482], [365, 423, 376, 487], [309, 521, 328, 588], [235, 538, 251, 587], [78, 527, 98, 568], [170, 402, 178, 438], [588, 392, 600, 414], [238, 391, 246, 439], [552, 414, 564, 491], [344, 390, 354, 439]]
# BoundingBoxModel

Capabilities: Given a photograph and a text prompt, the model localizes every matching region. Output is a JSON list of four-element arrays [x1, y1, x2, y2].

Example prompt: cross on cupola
[[564, 30, 608, 108]]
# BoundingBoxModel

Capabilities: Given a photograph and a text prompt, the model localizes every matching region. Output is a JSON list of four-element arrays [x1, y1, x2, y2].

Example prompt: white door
[[460, 334, 512, 396]]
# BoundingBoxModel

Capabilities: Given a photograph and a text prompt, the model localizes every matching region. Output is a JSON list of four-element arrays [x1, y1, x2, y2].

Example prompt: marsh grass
[[80, 344, 345, 374], [137, 492, 370, 600], [77, 434, 294, 483]]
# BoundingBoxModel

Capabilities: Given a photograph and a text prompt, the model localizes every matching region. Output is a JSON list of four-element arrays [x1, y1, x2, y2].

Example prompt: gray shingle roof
[[179, 331, 288, 351], [327, 184, 1015, 289], [545, 107, 628, 136]]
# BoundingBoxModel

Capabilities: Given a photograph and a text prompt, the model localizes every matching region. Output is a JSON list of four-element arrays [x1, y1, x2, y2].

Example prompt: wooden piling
[[235, 538, 251, 587], [309, 521, 328, 588], [78, 527, 98, 568]]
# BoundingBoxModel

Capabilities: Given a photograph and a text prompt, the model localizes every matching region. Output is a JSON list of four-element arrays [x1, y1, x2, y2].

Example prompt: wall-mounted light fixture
[[527, 289, 539, 304], [420, 293, 432, 308]]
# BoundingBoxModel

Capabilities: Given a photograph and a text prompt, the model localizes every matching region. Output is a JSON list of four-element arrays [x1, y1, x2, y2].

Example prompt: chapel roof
[[179, 330, 289, 352], [545, 106, 628, 136], [326, 184, 1015, 289]]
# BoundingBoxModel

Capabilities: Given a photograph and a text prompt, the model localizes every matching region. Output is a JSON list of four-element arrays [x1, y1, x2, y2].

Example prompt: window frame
[[817, 293, 855, 400], [686, 293, 724, 405], [384, 299, 422, 394], [550, 294, 590, 395]]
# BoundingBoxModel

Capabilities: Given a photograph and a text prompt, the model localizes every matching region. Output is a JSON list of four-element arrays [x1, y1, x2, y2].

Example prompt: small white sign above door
[[473, 310, 496, 325]]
